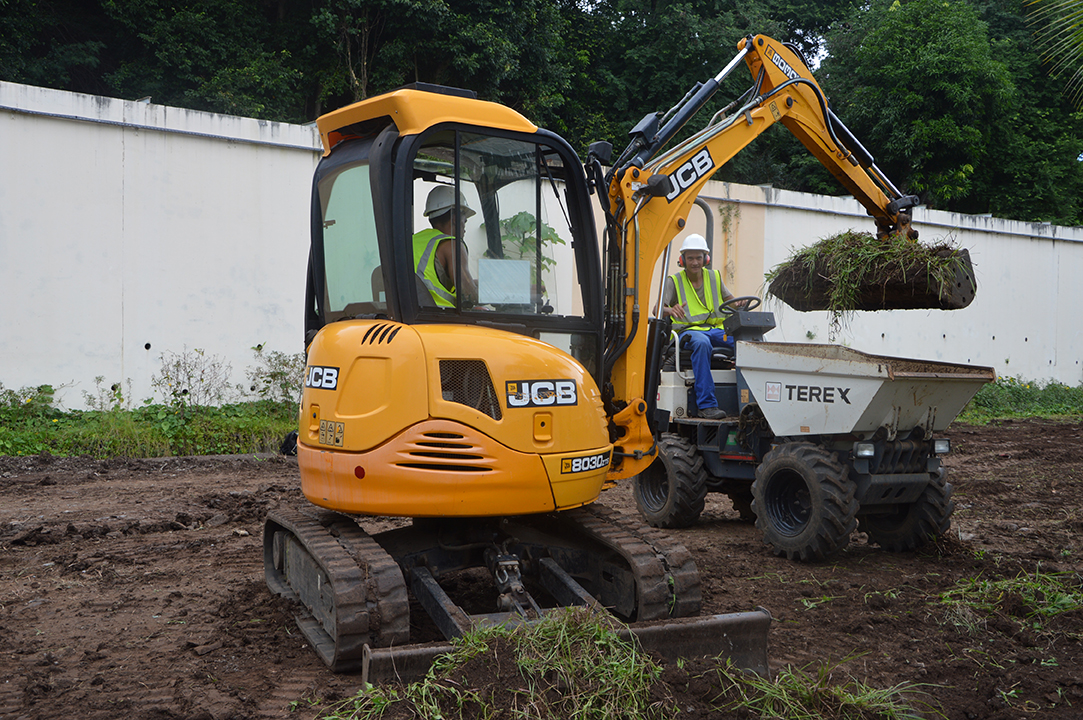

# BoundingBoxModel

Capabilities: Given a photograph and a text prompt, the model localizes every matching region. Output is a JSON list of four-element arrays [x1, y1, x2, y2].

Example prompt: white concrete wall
[[3, 81, 1081, 411], [1, 81, 321, 409]]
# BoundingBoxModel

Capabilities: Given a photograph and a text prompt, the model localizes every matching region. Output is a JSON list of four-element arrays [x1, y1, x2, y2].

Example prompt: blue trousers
[[680, 328, 733, 410]]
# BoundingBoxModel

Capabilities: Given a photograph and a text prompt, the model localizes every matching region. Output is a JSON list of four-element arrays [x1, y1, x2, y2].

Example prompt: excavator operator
[[661, 233, 740, 419], [413, 185, 479, 307]]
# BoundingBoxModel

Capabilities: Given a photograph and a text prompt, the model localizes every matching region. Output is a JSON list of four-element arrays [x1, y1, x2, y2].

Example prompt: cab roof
[[316, 86, 539, 156]]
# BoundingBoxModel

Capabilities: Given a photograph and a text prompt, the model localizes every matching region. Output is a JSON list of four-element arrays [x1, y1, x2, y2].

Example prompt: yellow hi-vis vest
[[413, 228, 456, 307], [672, 269, 727, 332]]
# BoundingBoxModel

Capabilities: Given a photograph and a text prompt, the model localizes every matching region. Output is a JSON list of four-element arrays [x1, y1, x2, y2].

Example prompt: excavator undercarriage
[[265, 502, 770, 682]]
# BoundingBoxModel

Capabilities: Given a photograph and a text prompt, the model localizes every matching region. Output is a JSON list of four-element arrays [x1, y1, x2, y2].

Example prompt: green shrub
[[958, 376, 1083, 423]]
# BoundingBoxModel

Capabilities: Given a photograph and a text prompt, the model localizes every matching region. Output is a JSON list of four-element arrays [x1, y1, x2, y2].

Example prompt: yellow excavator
[[264, 34, 982, 680]]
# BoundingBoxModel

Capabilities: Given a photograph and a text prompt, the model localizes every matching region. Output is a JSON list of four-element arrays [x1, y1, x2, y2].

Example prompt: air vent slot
[[395, 431, 494, 473], [439, 360, 502, 420], [361, 323, 402, 345]]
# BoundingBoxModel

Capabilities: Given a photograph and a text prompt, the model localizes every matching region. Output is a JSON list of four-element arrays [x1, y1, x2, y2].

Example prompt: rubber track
[[558, 504, 702, 620], [265, 505, 408, 670]]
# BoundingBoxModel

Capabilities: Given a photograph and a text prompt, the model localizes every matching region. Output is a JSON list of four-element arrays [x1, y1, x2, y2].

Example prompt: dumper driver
[[414, 185, 479, 307], [661, 233, 741, 419]]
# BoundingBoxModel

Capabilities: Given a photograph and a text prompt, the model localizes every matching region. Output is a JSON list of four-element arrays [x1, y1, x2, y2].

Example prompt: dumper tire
[[860, 467, 954, 552], [752, 442, 858, 562], [633, 433, 707, 528]]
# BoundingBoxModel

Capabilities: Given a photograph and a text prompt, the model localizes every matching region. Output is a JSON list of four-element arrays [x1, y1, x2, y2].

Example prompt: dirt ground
[[2, 418, 1082, 719]]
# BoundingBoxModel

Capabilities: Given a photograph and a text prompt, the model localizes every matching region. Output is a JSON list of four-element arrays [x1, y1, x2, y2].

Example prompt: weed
[[151, 347, 233, 407], [799, 594, 840, 610], [713, 656, 941, 719], [937, 570, 1083, 635], [82, 376, 133, 412], [243, 344, 305, 405]]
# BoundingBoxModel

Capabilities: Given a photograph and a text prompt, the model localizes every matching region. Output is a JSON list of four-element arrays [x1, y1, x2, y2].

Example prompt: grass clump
[[938, 570, 1083, 636], [765, 230, 973, 332], [957, 375, 1083, 423], [714, 658, 938, 720], [321, 607, 667, 720]]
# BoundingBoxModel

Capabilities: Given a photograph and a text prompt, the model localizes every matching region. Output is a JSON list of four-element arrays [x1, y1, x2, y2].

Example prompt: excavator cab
[[305, 85, 603, 369]]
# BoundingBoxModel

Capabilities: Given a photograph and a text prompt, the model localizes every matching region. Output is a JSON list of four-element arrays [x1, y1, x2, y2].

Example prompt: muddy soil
[[2, 418, 1081, 719]]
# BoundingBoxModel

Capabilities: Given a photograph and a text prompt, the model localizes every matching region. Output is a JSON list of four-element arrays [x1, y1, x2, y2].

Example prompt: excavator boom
[[597, 35, 976, 478]]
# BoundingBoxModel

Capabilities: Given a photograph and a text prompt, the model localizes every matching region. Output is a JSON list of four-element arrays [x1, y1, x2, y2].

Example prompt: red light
[[354, 466, 365, 479]]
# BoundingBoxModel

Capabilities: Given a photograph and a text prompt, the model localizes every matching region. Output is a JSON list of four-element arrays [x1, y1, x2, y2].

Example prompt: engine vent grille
[[361, 323, 402, 345], [439, 360, 502, 420], [396, 431, 493, 473]]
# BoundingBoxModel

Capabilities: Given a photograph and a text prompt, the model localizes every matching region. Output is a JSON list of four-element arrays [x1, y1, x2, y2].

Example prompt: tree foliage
[[1029, 0, 1083, 108], [1, 0, 1081, 224]]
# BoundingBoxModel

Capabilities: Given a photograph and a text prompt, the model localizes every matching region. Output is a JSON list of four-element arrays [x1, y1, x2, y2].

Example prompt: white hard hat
[[679, 233, 709, 253], [424, 185, 476, 218]]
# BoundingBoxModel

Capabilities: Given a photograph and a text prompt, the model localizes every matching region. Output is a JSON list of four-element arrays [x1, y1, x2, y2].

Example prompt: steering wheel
[[719, 295, 762, 314]]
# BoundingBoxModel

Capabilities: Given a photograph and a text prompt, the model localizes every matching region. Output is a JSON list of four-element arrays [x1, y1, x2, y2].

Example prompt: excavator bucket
[[766, 233, 977, 312]]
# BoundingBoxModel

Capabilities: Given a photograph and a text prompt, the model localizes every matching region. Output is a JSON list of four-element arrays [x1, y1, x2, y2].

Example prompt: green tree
[[0, 0, 111, 93], [819, 0, 1014, 208], [102, 0, 305, 120], [964, 0, 1083, 223]]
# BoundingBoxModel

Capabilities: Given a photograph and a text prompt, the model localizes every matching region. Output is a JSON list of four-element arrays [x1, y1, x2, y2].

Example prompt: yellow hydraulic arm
[[599, 34, 919, 480]]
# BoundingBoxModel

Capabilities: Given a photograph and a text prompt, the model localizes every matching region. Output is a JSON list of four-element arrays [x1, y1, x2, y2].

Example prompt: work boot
[[699, 407, 727, 420]]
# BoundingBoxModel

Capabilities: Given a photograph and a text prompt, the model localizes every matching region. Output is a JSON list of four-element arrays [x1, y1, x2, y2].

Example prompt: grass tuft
[[713, 657, 940, 720], [938, 570, 1083, 636], [318, 607, 666, 720]]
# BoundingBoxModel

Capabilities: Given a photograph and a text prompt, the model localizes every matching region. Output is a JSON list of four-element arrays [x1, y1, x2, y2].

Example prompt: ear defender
[[676, 252, 710, 268]]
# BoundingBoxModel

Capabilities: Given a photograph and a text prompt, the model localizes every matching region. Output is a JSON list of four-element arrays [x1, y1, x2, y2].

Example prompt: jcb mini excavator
[[264, 34, 986, 679]]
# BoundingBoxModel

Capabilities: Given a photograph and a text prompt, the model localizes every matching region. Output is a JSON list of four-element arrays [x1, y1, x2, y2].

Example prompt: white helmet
[[679, 233, 709, 253], [424, 185, 476, 219]]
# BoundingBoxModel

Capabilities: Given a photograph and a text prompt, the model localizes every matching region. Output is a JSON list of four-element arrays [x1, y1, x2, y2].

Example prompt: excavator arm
[[598, 34, 932, 480]]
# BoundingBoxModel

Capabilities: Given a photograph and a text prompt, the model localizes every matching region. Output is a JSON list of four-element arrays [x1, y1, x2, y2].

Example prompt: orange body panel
[[299, 320, 611, 517], [299, 419, 610, 516]]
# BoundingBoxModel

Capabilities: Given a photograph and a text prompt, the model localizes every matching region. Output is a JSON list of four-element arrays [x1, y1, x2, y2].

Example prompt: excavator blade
[[264, 503, 772, 682], [357, 609, 772, 684]]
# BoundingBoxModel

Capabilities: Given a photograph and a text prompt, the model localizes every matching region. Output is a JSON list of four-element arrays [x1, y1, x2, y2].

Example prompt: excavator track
[[263, 505, 409, 671], [538, 503, 702, 620]]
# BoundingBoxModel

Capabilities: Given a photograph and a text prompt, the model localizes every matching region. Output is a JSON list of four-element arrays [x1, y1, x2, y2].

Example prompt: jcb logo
[[305, 366, 339, 390], [561, 452, 611, 474], [665, 148, 715, 202], [506, 379, 577, 408]]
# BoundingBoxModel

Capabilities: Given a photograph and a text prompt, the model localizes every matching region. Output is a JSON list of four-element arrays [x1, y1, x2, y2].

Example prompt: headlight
[[933, 438, 951, 455], [853, 442, 876, 458]]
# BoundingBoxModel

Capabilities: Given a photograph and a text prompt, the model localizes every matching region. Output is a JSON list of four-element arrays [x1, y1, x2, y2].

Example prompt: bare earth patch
[[2, 418, 1082, 719]]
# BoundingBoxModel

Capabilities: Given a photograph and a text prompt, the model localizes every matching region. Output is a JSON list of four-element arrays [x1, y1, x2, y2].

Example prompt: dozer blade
[[358, 608, 772, 685], [769, 245, 977, 312]]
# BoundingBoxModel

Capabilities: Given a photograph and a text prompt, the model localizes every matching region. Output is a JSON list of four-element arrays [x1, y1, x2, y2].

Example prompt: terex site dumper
[[642, 332, 994, 560], [264, 34, 989, 680]]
